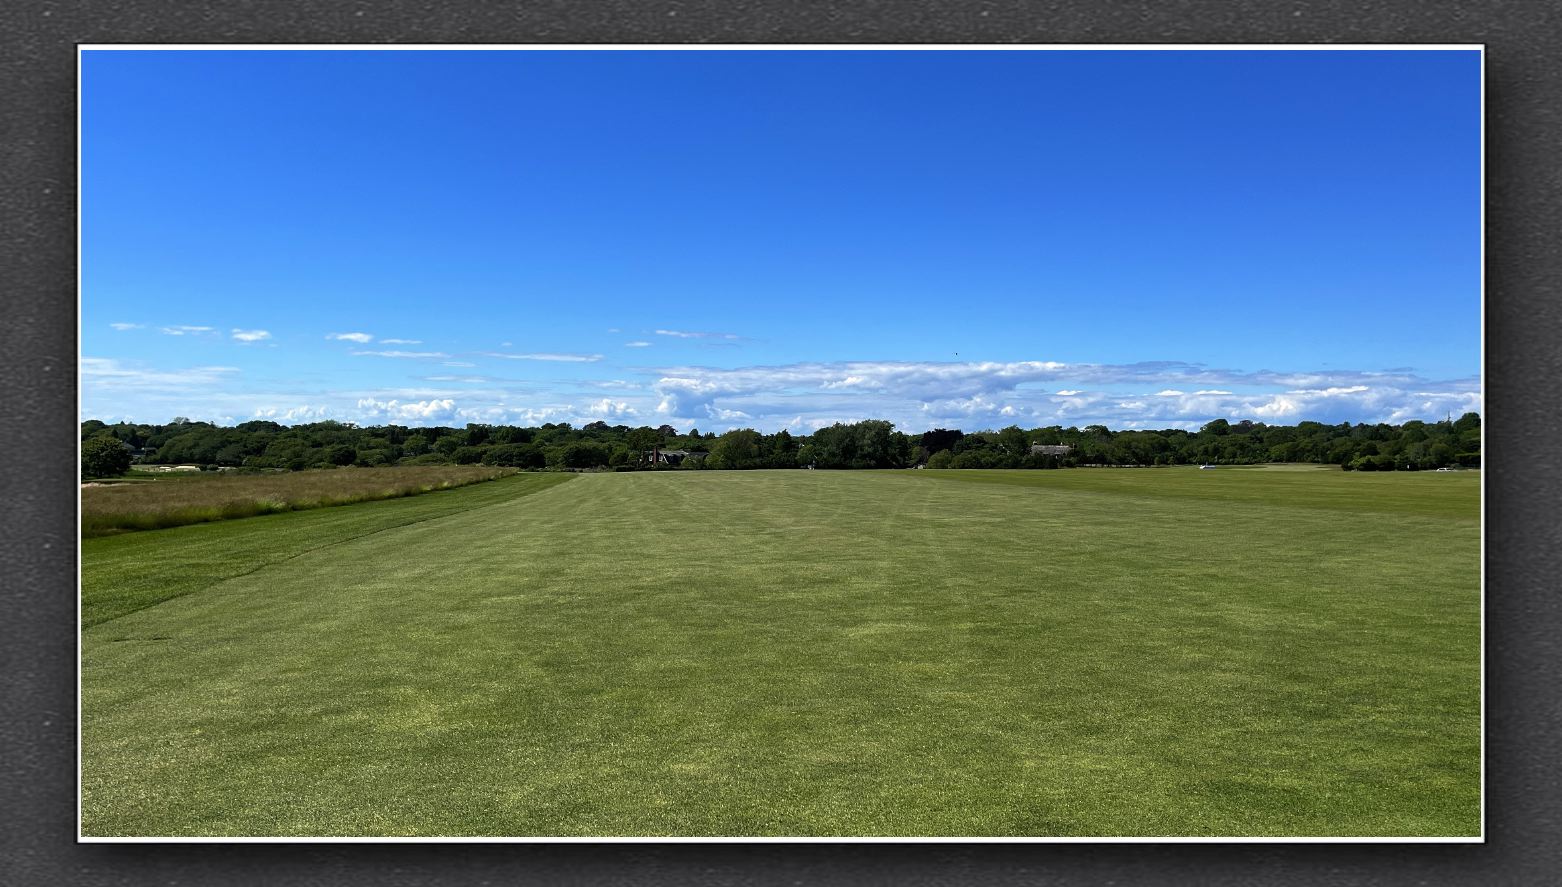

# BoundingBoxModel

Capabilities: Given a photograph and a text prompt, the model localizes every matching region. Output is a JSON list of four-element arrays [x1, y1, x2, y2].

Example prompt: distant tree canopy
[[79, 413, 1482, 474], [706, 428, 763, 470], [81, 436, 132, 478]]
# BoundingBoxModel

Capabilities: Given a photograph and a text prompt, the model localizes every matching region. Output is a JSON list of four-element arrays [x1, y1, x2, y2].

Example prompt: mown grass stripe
[[82, 469, 1478, 837], [82, 472, 575, 627], [914, 466, 1479, 521]]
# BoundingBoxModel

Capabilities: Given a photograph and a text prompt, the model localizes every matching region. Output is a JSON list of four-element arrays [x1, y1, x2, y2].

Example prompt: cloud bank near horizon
[[80, 356, 1481, 432]]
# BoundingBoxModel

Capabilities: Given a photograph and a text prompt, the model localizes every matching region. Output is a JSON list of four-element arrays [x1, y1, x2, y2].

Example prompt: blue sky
[[82, 48, 1481, 432]]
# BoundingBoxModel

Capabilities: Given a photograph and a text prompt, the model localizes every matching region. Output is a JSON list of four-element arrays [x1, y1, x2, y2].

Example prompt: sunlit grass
[[81, 465, 517, 536], [81, 469, 1479, 837]]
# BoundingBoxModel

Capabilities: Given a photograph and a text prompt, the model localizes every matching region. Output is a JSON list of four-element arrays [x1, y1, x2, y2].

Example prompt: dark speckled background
[[3, 3, 1557, 884]]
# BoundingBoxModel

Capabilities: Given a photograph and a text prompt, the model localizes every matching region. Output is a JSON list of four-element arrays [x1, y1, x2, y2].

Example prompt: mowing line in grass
[[82, 470, 1478, 837], [82, 465, 522, 537], [81, 472, 576, 627], [916, 466, 1479, 522]]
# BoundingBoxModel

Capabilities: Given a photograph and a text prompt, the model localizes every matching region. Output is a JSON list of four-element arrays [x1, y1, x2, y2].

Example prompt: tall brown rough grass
[[81, 466, 517, 536]]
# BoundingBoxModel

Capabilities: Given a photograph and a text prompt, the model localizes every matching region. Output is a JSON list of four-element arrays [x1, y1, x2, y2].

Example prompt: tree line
[[81, 413, 1482, 477]]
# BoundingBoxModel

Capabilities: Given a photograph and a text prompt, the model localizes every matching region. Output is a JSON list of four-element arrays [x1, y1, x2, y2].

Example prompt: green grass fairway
[[81, 472, 575, 626], [81, 468, 1480, 837]]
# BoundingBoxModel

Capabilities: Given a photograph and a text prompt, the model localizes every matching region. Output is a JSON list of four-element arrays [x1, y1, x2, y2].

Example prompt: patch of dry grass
[[81, 466, 517, 536]]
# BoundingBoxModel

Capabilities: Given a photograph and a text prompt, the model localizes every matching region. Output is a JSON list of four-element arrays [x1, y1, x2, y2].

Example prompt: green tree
[[82, 437, 132, 478], [356, 449, 394, 467], [853, 420, 905, 468], [624, 426, 663, 467], [707, 428, 763, 470], [765, 429, 798, 468], [558, 440, 612, 469], [998, 425, 1029, 458], [324, 444, 357, 466], [452, 446, 485, 465], [921, 428, 963, 454], [214, 443, 247, 466], [481, 443, 537, 468]]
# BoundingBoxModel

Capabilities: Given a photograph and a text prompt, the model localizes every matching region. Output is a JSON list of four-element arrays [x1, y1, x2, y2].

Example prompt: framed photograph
[[75, 45, 1484, 844]]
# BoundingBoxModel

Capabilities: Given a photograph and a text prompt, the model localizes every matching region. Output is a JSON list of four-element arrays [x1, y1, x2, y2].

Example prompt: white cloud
[[480, 352, 603, 362], [231, 329, 271, 342], [328, 332, 374, 343], [355, 397, 460, 422], [1253, 395, 1304, 418], [79, 351, 1480, 436], [81, 357, 239, 391], [109, 322, 143, 331], [654, 329, 742, 340], [652, 360, 1073, 419], [443, 361, 476, 367], [252, 405, 333, 422], [583, 398, 638, 419], [625, 341, 651, 348], [253, 394, 664, 428], [159, 325, 215, 336], [350, 350, 451, 359], [639, 359, 1480, 433], [380, 338, 422, 345]]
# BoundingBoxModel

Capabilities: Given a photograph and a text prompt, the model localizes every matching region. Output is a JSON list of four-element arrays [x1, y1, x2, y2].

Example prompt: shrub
[[558, 441, 612, 469], [355, 449, 394, 467], [452, 446, 486, 465], [404, 453, 450, 465], [950, 450, 1001, 469], [482, 444, 544, 468], [324, 444, 356, 466]]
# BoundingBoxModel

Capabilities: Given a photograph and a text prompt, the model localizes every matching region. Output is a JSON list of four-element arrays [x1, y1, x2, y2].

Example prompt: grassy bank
[[82, 468, 1480, 837], [81, 472, 575, 626], [82, 465, 519, 537]]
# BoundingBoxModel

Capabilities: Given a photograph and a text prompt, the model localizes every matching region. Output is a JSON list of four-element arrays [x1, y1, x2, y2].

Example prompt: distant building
[[1029, 444, 1072, 456], [644, 449, 707, 466]]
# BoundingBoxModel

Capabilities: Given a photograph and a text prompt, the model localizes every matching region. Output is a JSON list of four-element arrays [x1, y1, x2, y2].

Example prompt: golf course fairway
[[81, 467, 1481, 837]]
